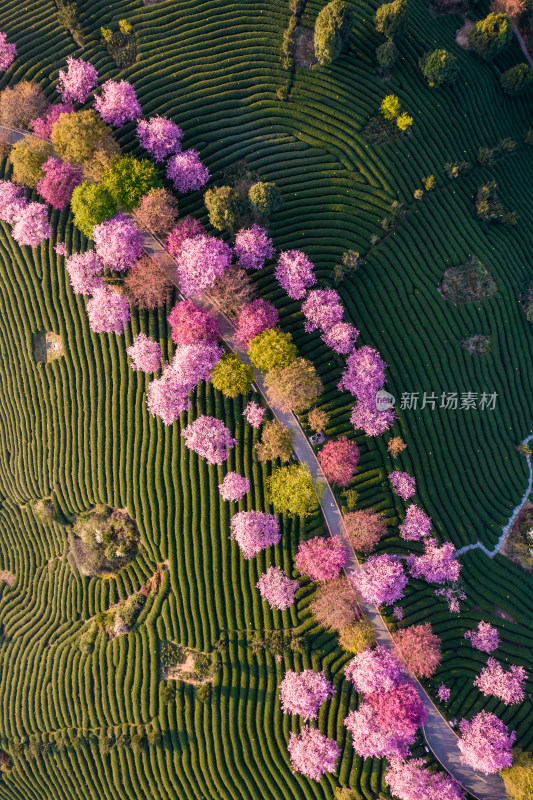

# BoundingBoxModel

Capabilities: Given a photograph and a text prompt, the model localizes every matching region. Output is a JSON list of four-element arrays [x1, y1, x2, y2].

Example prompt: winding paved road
[[1, 122, 509, 799]]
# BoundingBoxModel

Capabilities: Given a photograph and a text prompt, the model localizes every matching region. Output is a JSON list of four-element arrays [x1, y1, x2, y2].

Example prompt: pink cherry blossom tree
[[385, 757, 465, 800], [353, 553, 408, 606], [235, 298, 279, 347], [0, 181, 27, 224], [57, 57, 98, 103], [176, 234, 232, 296], [256, 566, 298, 610], [126, 333, 162, 373], [0, 32, 16, 72], [474, 658, 526, 705], [92, 213, 144, 272], [399, 504, 432, 540], [407, 540, 461, 585], [167, 299, 219, 346], [165, 216, 205, 259], [344, 645, 405, 694], [136, 115, 183, 162], [229, 510, 280, 558], [242, 400, 266, 428], [350, 400, 395, 436], [301, 288, 344, 333], [464, 621, 499, 653], [338, 345, 387, 401], [345, 680, 426, 759], [389, 471, 416, 500], [218, 472, 250, 502], [287, 726, 340, 781], [36, 158, 82, 209], [30, 102, 73, 138], [146, 367, 190, 424], [54, 242, 68, 257], [182, 415, 236, 465], [321, 322, 359, 354], [11, 202, 51, 247], [280, 670, 335, 720], [65, 251, 104, 295], [458, 711, 515, 773], [275, 250, 316, 299], [86, 286, 130, 334], [435, 584, 467, 614], [170, 341, 222, 388], [318, 437, 359, 487], [234, 224, 274, 270], [166, 149, 209, 193], [437, 683, 451, 702], [392, 623, 442, 678], [94, 79, 141, 127], [295, 536, 348, 581]]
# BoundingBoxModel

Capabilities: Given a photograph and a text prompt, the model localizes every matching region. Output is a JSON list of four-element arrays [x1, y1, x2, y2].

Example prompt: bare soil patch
[[33, 332, 63, 363], [494, 605, 519, 624], [0, 571, 15, 586], [294, 27, 318, 68], [456, 19, 474, 48]]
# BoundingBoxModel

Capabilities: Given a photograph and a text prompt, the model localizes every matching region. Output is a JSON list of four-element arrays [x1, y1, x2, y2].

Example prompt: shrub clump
[[419, 49, 459, 87], [68, 505, 140, 577], [500, 64, 532, 95], [438, 256, 498, 304]]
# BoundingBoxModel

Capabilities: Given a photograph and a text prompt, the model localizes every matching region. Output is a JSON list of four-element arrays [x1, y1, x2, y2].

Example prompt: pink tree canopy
[[399, 504, 432, 540], [354, 553, 408, 606], [458, 711, 515, 773], [170, 341, 222, 388], [218, 472, 250, 502], [86, 286, 130, 334], [54, 242, 68, 257], [37, 157, 82, 209], [437, 683, 451, 702], [94, 79, 141, 126], [235, 298, 279, 348], [344, 645, 405, 694], [229, 510, 280, 559], [345, 681, 426, 759], [234, 224, 274, 270], [407, 540, 461, 585], [168, 299, 219, 346], [385, 757, 465, 800], [350, 400, 395, 436], [30, 102, 73, 139], [280, 670, 335, 720], [57, 57, 98, 103], [242, 400, 266, 428], [302, 288, 344, 333], [176, 234, 232, 296], [318, 437, 359, 487], [275, 250, 316, 299], [136, 115, 183, 162], [256, 566, 298, 610], [338, 345, 387, 401], [65, 250, 104, 295], [321, 322, 359, 354], [166, 149, 209, 193], [392, 623, 442, 678], [287, 726, 340, 782], [464, 621, 499, 653], [126, 333, 162, 373], [0, 32, 16, 72], [11, 202, 51, 247], [389, 471, 416, 500], [0, 181, 27, 224], [294, 536, 348, 582], [92, 213, 144, 272], [165, 216, 205, 259], [182, 415, 236, 465], [474, 658, 526, 705], [146, 367, 190, 424]]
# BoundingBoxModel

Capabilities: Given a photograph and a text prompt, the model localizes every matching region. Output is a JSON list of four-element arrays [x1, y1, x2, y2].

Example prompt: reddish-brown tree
[[393, 622, 442, 678], [344, 509, 387, 553], [318, 437, 359, 487], [309, 577, 360, 631], [123, 255, 174, 310]]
